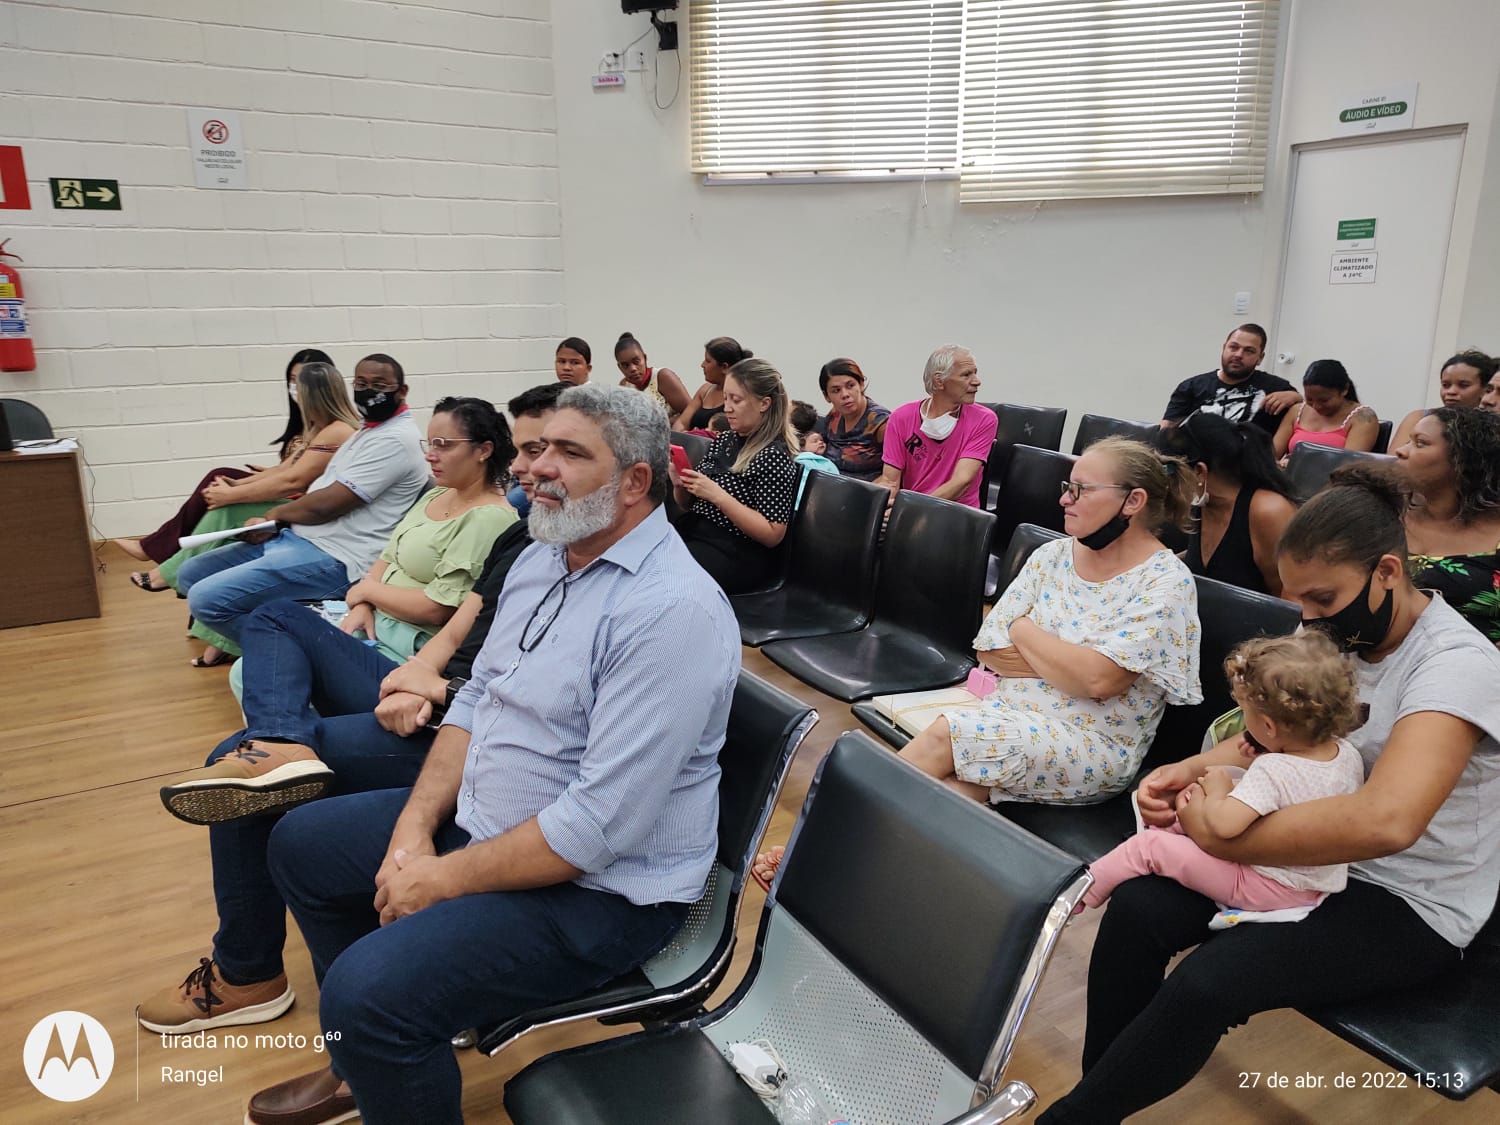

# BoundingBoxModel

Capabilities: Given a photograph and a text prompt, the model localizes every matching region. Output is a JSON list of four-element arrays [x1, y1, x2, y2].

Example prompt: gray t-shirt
[[294, 411, 430, 581], [1347, 595, 1500, 947]]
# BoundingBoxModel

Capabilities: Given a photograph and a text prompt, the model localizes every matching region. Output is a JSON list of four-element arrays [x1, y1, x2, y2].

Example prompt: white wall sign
[[1334, 84, 1418, 137], [1330, 251, 1378, 285], [186, 108, 247, 189]]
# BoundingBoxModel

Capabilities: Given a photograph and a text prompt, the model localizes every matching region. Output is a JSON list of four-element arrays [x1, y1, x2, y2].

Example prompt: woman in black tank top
[[1158, 411, 1299, 596], [673, 336, 752, 432]]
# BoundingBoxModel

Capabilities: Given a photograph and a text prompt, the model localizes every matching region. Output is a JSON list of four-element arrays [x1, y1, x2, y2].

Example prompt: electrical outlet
[[600, 52, 624, 74], [626, 48, 647, 71]]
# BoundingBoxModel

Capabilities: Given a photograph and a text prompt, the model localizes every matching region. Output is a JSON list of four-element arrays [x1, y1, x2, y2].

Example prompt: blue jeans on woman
[[177, 528, 352, 643], [268, 789, 688, 1125], [210, 600, 434, 986]]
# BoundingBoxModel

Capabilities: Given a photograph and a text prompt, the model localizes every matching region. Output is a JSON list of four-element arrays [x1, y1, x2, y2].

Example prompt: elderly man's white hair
[[922, 344, 974, 396]]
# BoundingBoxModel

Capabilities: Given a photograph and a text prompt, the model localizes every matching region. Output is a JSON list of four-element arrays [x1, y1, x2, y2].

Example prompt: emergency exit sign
[[1336, 218, 1376, 242], [49, 178, 121, 210]]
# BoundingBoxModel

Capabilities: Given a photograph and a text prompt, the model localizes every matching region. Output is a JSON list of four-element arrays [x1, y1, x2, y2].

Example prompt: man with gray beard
[[237, 385, 740, 1125]]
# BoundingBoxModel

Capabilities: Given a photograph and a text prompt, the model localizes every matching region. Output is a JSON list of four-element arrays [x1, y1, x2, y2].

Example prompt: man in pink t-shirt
[[879, 345, 999, 509]]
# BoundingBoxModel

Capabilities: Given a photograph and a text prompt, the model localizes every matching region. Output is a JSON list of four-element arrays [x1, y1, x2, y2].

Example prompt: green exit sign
[[49, 178, 121, 210], [1337, 218, 1376, 241]]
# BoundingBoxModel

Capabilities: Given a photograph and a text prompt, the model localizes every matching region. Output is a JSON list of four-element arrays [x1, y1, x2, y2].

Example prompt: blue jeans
[[268, 789, 688, 1125], [210, 601, 433, 985], [177, 529, 351, 643]]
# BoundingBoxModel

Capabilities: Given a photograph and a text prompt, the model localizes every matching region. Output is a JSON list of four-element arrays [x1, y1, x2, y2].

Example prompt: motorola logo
[[24, 1011, 113, 1102]]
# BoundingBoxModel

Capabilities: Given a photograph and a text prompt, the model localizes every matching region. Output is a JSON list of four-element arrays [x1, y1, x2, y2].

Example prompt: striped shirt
[[444, 504, 740, 905]]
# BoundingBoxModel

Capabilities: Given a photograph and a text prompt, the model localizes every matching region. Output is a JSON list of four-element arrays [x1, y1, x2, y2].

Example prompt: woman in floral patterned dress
[[1394, 405, 1500, 644], [898, 438, 1203, 805]]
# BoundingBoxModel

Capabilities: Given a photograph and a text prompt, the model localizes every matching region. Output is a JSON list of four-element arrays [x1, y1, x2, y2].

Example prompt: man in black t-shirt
[[1160, 324, 1300, 434]]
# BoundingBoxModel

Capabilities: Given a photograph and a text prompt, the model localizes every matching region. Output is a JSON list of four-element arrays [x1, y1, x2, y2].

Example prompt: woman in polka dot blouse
[[672, 357, 801, 593]]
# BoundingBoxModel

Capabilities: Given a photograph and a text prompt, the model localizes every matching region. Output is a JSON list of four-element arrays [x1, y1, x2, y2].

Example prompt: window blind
[[689, 1, 965, 176], [959, 1, 1280, 202]]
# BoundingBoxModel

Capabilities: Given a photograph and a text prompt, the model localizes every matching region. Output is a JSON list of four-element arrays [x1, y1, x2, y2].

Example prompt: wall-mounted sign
[[1335, 217, 1377, 250], [186, 108, 248, 189], [1334, 84, 1417, 136], [50, 178, 122, 210], [0, 146, 31, 210], [1330, 251, 1378, 285]]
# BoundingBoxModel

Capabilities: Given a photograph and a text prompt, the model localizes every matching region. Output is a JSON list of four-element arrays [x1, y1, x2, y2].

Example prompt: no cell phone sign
[[187, 108, 247, 189], [201, 119, 230, 145]]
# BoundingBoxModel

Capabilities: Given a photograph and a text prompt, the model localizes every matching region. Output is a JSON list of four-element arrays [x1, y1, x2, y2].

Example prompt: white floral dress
[[946, 538, 1202, 804]]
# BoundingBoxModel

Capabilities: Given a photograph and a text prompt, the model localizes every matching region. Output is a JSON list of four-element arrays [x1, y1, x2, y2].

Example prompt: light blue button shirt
[[444, 504, 740, 905]]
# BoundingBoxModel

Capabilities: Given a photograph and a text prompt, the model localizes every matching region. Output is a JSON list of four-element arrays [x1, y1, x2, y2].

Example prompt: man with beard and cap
[[1161, 325, 1301, 435], [176, 353, 429, 644], [229, 383, 740, 1125]]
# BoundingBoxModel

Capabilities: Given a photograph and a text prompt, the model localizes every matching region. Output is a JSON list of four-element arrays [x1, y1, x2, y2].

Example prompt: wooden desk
[[0, 450, 102, 628]]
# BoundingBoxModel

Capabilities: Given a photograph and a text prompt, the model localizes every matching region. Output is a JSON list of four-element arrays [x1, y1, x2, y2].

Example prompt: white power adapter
[[727, 1040, 787, 1097]]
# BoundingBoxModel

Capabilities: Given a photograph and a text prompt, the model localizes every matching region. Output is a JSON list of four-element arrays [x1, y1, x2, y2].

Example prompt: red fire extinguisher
[[0, 238, 37, 372]]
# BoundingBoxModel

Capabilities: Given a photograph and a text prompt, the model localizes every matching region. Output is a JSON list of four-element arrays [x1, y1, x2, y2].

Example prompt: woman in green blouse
[[337, 397, 517, 662]]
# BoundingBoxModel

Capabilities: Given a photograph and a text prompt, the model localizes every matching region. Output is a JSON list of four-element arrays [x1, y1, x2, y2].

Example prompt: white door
[[1273, 129, 1465, 424]]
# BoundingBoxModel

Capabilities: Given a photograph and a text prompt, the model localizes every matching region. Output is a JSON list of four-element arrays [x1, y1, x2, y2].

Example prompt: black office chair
[[762, 491, 995, 701], [0, 398, 53, 441], [980, 403, 1068, 511], [1071, 413, 1157, 455], [1373, 418, 1394, 454], [732, 473, 887, 647], [503, 734, 1090, 1125], [996, 574, 1301, 862], [1301, 907, 1500, 1099], [854, 522, 1064, 747], [670, 431, 711, 467], [985, 445, 1075, 598], [469, 671, 817, 1058], [1284, 443, 1392, 500]]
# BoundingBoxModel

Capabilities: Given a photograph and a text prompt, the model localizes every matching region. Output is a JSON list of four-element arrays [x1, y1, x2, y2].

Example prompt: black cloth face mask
[[355, 387, 401, 423], [1078, 496, 1132, 551], [1302, 569, 1395, 652]]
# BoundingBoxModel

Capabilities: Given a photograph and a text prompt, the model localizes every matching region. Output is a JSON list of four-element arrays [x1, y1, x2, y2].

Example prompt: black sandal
[[130, 572, 171, 593], [190, 650, 234, 668]]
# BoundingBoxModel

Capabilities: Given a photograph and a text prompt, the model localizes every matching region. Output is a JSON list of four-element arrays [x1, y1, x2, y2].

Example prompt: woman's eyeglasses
[[1059, 481, 1129, 502], [420, 437, 476, 453]]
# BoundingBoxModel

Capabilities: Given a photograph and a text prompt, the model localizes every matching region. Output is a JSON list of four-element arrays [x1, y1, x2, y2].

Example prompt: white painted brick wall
[[3, 0, 562, 537]]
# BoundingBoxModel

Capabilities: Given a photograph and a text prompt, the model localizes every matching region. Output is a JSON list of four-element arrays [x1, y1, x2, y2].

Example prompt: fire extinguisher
[[0, 238, 37, 372]]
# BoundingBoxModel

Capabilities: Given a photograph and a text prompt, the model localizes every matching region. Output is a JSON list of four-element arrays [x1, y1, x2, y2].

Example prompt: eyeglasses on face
[[353, 379, 400, 392], [420, 437, 476, 453], [1059, 480, 1129, 502]]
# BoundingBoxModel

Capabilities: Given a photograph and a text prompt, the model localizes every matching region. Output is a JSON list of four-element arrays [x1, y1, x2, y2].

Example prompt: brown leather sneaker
[[159, 739, 334, 825], [138, 957, 293, 1034], [245, 1067, 358, 1125]]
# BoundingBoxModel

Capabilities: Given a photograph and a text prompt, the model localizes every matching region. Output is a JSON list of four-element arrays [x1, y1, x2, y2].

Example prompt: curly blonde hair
[[1224, 631, 1362, 744]]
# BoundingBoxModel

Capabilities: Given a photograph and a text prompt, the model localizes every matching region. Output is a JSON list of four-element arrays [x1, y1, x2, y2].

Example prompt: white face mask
[[919, 399, 959, 441], [288, 385, 300, 403]]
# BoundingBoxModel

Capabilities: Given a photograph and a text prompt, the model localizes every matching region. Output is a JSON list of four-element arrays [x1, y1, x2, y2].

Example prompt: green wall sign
[[1336, 218, 1376, 241], [1340, 102, 1408, 123]]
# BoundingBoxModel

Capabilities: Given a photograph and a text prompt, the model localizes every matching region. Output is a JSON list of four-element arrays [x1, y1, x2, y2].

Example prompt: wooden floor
[[1, 544, 1493, 1124]]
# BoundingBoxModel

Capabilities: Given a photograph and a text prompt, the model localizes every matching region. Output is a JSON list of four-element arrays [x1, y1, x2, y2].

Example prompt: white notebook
[[867, 686, 980, 737]]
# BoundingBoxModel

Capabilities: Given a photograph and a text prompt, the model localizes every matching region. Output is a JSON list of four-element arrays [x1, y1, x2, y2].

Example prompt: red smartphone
[[669, 445, 693, 474]]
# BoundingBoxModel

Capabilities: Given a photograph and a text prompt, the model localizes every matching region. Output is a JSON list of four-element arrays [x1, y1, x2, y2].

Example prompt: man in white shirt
[[177, 354, 429, 644]]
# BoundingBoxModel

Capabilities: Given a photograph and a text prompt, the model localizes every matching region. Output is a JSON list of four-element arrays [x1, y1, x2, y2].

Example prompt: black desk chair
[[1284, 443, 1392, 500], [733, 473, 887, 647], [985, 445, 1075, 598], [0, 398, 53, 441], [761, 491, 994, 701], [503, 734, 1090, 1125], [1301, 907, 1500, 1099], [1071, 413, 1157, 455], [671, 431, 711, 467], [470, 672, 817, 1058], [853, 522, 1064, 746], [980, 403, 1068, 511], [1373, 418, 1394, 454]]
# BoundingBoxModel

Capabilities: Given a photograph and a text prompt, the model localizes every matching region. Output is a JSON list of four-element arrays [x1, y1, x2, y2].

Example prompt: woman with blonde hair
[[672, 357, 800, 592]]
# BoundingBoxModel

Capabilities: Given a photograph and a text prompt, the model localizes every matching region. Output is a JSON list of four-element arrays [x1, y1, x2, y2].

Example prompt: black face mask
[[1079, 496, 1132, 551], [1303, 570, 1395, 652], [355, 387, 401, 424]]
